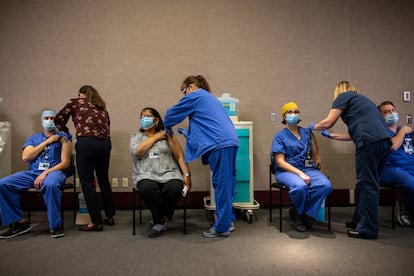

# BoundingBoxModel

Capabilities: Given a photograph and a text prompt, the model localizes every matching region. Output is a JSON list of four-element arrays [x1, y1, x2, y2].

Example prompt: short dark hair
[[377, 100, 394, 111]]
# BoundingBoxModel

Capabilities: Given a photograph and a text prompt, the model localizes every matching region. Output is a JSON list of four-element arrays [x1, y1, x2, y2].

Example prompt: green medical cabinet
[[204, 121, 260, 223], [234, 125, 252, 203]]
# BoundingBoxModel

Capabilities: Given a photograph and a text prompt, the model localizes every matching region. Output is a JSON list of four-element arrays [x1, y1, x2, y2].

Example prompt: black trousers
[[76, 137, 115, 224], [137, 179, 183, 225]]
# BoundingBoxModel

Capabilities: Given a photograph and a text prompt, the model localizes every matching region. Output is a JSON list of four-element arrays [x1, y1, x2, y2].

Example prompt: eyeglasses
[[181, 88, 187, 95]]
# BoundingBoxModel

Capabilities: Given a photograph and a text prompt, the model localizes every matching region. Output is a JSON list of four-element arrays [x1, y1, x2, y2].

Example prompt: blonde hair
[[333, 81, 358, 99]]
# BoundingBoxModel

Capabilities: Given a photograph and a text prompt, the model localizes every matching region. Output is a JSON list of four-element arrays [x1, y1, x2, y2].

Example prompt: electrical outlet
[[122, 178, 129, 187], [111, 178, 118, 187], [270, 112, 276, 122], [75, 178, 80, 187], [403, 91, 411, 102]]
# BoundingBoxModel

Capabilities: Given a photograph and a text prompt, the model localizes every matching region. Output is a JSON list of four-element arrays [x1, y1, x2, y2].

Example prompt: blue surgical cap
[[41, 109, 56, 121]]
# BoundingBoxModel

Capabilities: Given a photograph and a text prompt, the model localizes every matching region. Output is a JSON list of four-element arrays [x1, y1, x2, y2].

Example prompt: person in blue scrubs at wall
[[271, 102, 332, 232], [311, 81, 392, 239], [377, 101, 414, 226], [0, 109, 72, 239], [164, 75, 239, 238]]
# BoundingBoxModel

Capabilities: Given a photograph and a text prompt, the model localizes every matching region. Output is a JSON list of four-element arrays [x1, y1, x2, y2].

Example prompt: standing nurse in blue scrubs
[[164, 75, 239, 238], [312, 81, 392, 239]]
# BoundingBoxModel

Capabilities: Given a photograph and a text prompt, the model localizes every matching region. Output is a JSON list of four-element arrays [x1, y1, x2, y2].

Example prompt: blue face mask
[[285, 114, 300, 125], [384, 112, 398, 126], [140, 117, 154, 130], [42, 120, 56, 131]]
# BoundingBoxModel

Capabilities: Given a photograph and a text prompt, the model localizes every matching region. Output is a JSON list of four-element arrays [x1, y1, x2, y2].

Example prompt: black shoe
[[0, 221, 32, 239], [347, 229, 378, 239], [50, 227, 64, 238], [103, 217, 115, 226], [79, 224, 103, 232], [302, 215, 313, 230], [345, 220, 355, 228], [289, 208, 307, 232]]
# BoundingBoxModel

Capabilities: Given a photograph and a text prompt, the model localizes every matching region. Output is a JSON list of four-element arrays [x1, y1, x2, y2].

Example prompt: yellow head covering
[[281, 102, 298, 117]]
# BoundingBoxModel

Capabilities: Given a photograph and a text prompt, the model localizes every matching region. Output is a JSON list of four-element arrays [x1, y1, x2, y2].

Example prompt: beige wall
[[1, 0, 413, 192]]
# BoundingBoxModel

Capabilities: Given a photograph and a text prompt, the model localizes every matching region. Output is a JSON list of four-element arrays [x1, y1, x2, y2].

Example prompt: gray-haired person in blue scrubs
[[311, 81, 391, 239], [164, 75, 239, 238]]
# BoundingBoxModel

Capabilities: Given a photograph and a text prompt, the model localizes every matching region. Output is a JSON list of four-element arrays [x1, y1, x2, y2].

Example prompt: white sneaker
[[229, 222, 235, 232], [202, 227, 229, 238], [399, 214, 412, 226], [396, 200, 412, 226]]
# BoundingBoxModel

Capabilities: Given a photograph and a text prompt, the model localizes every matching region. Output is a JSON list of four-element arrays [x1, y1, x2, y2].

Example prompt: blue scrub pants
[[353, 139, 391, 236], [208, 146, 238, 233], [0, 170, 66, 229], [276, 169, 332, 218], [381, 167, 414, 213]]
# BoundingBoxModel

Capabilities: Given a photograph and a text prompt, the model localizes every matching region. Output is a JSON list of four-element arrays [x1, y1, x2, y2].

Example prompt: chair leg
[[73, 187, 77, 224], [132, 189, 136, 235], [391, 188, 396, 230], [269, 172, 273, 223], [328, 205, 331, 231], [279, 188, 283, 233], [183, 196, 187, 235], [60, 192, 65, 230], [139, 192, 142, 225], [269, 189, 272, 223], [27, 192, 32, 224]]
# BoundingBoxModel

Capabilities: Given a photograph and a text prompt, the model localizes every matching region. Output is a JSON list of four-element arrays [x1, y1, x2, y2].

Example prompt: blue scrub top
[[385, 126, 414, 170], [164, 88, 238, 162], [271, 126, 313, 173], [23, 131, 72, 172], [332, 91, 390, 148]]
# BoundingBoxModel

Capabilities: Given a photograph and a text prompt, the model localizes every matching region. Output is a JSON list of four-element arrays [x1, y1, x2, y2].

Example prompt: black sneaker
[[50, 227, 64, 238], [345, 220, 355, 228], [302, 215, 313, 230], [0, 221, 32, 239], [289, 208, 307, 232]]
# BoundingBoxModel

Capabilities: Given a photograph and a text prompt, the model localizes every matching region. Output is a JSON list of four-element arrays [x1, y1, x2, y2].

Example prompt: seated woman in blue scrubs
[[271, 102, 332, 232]]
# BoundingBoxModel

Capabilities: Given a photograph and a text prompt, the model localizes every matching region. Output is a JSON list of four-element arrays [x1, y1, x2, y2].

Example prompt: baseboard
[[22, 189, 399, 211]]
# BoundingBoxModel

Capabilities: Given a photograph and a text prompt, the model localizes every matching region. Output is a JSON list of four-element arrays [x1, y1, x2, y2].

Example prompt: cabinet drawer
[[236, 158, 250, 180], [236, 129, 250, 158], [233, 181, 250, 203]]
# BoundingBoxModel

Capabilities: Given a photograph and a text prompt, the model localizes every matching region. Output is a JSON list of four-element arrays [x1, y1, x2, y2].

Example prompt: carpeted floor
[[0, 207, 413, 276]]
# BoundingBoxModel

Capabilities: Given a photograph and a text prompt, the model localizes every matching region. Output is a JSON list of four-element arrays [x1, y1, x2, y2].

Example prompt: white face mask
[[42, 120, 56, 131], [384, 112, 398, 126], [285, 114, 300, 125], [140, 117, 154, 130]]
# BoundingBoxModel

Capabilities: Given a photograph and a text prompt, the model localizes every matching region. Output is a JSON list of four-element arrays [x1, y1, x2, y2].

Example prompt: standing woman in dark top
[[55, 85, 115, 231], [311, 81, 391, 239]]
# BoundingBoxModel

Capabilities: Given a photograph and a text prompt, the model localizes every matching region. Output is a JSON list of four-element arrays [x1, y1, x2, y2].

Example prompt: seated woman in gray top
[[129, 107, 191, 238]]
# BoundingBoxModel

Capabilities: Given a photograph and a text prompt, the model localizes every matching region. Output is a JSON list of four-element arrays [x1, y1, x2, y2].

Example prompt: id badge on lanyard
[[38, 162, 50, 170], [149, 151, 159, 159]]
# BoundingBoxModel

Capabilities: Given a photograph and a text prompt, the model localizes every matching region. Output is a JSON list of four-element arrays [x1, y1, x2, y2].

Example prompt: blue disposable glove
[[320, 130, 332, 139], [308, 122, 315, 130], [177, 127, 188, 138]]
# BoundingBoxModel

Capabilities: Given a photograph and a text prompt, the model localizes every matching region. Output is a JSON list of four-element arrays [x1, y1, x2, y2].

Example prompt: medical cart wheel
[[245, 209, 253, 223]]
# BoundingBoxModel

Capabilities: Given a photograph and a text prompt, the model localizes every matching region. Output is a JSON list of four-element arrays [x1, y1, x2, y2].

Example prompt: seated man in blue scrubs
[[378, 100, 414, 226], [0, 109, 72, 239]]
